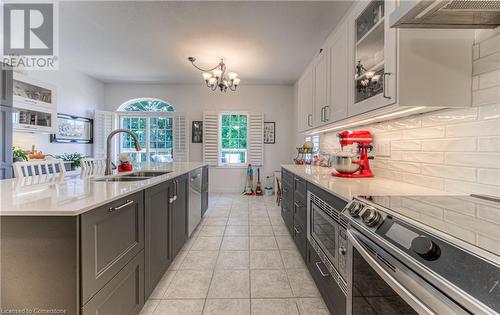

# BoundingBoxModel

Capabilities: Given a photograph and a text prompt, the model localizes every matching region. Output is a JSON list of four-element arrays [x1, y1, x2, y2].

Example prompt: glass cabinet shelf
[[355, 0, 386, 104]]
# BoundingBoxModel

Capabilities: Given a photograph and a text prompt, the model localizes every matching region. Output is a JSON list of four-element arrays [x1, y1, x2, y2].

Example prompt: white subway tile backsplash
[[473, 51, 500, 75], [401, 198, 443, 219], [421, 164, 476, 182], [445, 152, 500, 168], [421, 138, 476, 152], [477, 235, 500, 254], [477, 169, 500, 186], [473, 85, 500, 106], [391, 140, 421, 151], [477, 203, 500, 224], [402, 127, 445, 139], [445, 210, 500, 238], [402, 173, 444, 191], [387, 161, 421, 174], [478, 68, 500, 89], [478, 136, 500, 152], [445, 180, 500, 196], [478, 103, 500, 120], [421, 107, 477, 127], [402, 152, 444, 164], [446, 119, 500, 137], [479, 33, 500, 57], [475, 28, 500, 44]]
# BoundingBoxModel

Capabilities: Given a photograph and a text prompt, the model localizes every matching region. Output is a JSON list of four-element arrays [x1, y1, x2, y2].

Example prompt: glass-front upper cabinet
[[355, 0, 385, 103], [12, 73, 57, 133], [352, 0, 396, 114]]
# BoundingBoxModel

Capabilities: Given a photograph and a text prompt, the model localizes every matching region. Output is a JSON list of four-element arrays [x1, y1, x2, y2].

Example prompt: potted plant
[[58, 152, 85, 171], [12, 147, 28, 162]]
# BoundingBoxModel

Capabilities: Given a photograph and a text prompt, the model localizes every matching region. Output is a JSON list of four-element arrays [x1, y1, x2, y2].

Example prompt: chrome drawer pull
[[169, 195, 177, 204], [294, 201, 303, 208], [294, 225, 301, 234], [109, 199, 134, 212], [315, 261, 330, 277]]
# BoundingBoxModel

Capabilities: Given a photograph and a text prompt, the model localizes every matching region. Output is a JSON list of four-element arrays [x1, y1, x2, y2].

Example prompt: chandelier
[[188, 57, 240, 92]]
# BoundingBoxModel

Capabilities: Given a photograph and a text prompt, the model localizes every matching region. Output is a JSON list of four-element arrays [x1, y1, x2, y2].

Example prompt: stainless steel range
[[341, 194, 500, 315]]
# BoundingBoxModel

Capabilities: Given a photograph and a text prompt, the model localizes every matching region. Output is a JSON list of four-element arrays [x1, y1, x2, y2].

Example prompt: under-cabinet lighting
[[308, 106, 426, 135]]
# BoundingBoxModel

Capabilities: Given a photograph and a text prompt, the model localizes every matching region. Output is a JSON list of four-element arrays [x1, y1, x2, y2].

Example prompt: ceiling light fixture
[[188, 57, 240, 92]]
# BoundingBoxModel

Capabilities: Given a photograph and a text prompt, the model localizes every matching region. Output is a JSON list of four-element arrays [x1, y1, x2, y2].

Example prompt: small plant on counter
[[12, 147, 28, 162], [58, 152, 85, 170]]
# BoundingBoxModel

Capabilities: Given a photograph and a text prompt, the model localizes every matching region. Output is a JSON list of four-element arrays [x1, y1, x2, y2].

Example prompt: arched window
[[117, 98, 175, 112], [117, 98, 176, 163]]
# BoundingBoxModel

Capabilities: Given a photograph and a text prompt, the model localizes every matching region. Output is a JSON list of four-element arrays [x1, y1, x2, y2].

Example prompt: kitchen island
[[0, 162, 207, 315]]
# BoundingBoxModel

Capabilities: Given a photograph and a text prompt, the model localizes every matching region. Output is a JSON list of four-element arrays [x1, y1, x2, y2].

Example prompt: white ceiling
[[59, 1, 353, 84]]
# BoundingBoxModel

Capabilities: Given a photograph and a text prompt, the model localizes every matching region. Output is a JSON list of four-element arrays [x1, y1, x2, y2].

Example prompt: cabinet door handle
[[169, 195, 177, 204], [294, 201, 302, 208], [315, 261, 330, 277], [307, 114, 313, 127], [294, 225, 301, 235], [383, 72, 392, 99], [324, 106, 329, 122], [109, 199, 134, 212], [339, 246, 347, 256]]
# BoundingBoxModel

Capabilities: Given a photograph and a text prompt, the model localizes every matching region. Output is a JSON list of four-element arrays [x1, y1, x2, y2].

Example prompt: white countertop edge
[[0, 162, 207, 216], [281, 164, 455, 201]]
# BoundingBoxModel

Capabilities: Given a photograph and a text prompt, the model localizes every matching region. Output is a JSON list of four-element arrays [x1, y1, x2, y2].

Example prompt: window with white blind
[[94, 98, 187, 163], [203, 111, 263, 167]]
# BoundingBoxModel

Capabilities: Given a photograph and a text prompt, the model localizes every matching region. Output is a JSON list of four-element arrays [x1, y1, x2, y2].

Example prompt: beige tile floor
[[139, 193, 330, 315]]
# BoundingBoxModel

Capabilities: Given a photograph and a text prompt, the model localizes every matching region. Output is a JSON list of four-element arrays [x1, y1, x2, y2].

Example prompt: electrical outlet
[[375, 141, 391, 157]]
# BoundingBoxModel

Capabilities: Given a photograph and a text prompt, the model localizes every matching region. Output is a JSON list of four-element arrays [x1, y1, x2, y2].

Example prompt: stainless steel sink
[[94, 177, 151, 182], [122, 171, 171, 177]]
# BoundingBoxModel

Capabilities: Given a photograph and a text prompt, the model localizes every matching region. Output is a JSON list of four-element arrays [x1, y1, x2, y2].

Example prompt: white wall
[[12, 68, 105, 157], [103, 84, 294, 192], [320, 29, 500, 197]]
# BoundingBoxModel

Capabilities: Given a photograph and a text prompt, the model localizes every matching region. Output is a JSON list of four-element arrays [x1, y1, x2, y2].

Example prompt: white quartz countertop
[[282, 164, 453, 201], [0, 162, 206, 216]]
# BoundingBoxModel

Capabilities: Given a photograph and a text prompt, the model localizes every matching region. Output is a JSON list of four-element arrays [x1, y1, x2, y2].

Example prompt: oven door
[[346, 228, 468, 315], [310, 202, 339, 268]]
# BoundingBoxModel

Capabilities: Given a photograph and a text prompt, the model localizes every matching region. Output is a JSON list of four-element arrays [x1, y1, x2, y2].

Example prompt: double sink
[[94, 171, 172, 182]]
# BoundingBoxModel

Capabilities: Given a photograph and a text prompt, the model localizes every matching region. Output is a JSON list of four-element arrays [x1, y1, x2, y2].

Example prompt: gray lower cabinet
[[82, 251, 145, 315], [144, 181, 171, 297], [171, 174, 188, 258], [80, 192, 144, 304]]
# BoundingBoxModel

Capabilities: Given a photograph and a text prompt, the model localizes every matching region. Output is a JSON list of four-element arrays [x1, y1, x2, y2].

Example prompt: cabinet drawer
[[81, 192, 144, 304], [307, 243, 346, 315], [294, 176, 307, 200], [293, 198, 307, 228], [293, 221, 307, 261], [82, 251, 144, 315], [281, 182, 293, 205], [281, 199, 294, 235], [281, 168, 293, 187]]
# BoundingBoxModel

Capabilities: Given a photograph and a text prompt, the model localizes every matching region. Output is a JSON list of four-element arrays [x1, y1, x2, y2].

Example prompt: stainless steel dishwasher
[[188, 168, 202, 236]]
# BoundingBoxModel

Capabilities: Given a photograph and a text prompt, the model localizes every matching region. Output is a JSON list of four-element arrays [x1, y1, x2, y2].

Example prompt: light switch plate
[[375, 140, 391, 157]]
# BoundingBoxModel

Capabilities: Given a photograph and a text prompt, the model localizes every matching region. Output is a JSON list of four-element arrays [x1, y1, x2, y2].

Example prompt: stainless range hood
[[390, 0, 500, 28]]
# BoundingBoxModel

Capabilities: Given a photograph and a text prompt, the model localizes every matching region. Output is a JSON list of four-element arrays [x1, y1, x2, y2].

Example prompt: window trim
[[218, 111, 249, 167]]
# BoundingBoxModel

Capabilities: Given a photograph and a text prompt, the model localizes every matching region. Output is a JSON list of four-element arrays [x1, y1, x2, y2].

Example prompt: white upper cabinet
[[350, 0, 397, 116], [313, 49, 329, 127], [348, 0, 473, 117], [12, 73, 57, 133], [297, 67, 314, 132], [327, 21, 349, 123], [296, 0, 475, 133]]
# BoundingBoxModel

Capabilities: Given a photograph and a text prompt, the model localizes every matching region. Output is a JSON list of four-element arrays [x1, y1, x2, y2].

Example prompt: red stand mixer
[[332, 130, 374, 178]]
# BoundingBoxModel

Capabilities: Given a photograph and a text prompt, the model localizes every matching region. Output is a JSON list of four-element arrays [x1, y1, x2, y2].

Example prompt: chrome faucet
[[105, 129, 142, 175]]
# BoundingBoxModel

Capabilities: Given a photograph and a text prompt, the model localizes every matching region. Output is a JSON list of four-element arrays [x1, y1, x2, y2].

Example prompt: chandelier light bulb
[[188, 57, 240, 92], [212, 69, 222, 78], [202, 72, 212, 81]]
